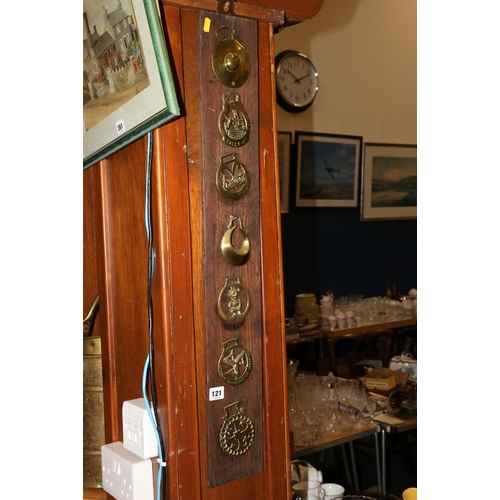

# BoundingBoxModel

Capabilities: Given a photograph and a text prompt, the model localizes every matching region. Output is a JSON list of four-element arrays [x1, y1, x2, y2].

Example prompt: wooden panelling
[[257, 21, 291, 499], [92, 143, 151, 447], [83, 167, 100, 336]]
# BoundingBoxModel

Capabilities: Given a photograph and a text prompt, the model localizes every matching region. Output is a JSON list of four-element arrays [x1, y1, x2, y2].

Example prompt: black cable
[[145, 130, 166, 498]]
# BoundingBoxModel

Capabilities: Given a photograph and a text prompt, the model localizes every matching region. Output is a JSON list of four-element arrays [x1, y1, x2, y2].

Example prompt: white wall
[[275, 0, 416, 144]]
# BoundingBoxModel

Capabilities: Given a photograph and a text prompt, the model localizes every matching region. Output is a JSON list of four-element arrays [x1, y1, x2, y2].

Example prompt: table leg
[[340, 444, 354, 492], [348, 441, 360, 493], [381, 428, 387, 500], [374, 432, 382, 495]]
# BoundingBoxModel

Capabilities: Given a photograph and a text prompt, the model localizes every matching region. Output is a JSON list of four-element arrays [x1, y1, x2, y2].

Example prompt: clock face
[[276, 51, 319, 112]]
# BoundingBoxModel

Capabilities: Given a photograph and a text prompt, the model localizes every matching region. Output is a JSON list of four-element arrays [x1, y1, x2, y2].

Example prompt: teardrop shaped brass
[[221, 215, 251, 266], [211, 26, 251, 88]]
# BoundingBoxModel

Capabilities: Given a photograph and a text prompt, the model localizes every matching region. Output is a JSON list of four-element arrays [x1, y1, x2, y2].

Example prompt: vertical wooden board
[[91, 143, 154, 453], [198, 11, 263, 487], [154, 6, 204, 500], [84, 167, 101, 337], [257, 22, 292, 499]]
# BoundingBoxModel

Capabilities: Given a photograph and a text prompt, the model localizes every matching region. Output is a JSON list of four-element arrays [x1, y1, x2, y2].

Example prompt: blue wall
[[280, 208, 417, 317]]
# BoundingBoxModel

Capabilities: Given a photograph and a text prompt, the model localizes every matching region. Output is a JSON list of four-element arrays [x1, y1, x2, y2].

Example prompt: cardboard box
[[361, 373, 396, 391], [361, 367, 408, 391]]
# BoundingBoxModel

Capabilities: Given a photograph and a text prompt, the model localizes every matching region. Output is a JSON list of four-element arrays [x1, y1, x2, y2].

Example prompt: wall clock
[[275, 50, 319, 113]]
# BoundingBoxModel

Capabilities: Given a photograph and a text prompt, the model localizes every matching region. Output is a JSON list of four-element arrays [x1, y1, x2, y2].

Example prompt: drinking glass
[[350, 384, 367, 428], [365, 398, 377, 419]]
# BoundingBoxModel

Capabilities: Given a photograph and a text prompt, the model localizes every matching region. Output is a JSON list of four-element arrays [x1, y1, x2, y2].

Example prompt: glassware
[[289, 373, 324, 446], [350, 384, 367, 428], [365, 398, 377, 419]]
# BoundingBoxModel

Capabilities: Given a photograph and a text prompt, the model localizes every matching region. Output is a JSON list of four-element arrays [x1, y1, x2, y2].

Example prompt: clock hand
[[287, 70, 301, 83], [296, 73, 311, 83]]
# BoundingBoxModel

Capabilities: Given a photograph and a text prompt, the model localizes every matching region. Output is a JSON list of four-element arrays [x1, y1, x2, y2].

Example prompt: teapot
[[320, 294, 333, 305], [291, 460, 323, 485], [292, 480, 325, 500]]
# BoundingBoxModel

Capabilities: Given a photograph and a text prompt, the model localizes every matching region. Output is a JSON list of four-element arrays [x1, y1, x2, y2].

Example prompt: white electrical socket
[[101, 441, 154, 500], [122, 398, 159, 459]]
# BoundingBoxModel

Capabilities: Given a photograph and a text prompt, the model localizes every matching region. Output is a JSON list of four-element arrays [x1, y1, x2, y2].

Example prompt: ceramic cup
[[328, 315, 337, 329], [292, 480, 325, 500], [321, 483, 345, 500]]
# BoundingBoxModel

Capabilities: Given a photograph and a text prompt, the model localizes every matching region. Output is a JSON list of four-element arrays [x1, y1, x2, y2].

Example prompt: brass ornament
[[217, 276, 251, 322], [216, 153, 250, 200], [212, 26, 251, 88], [218, 93, 250, 147], [221, 215, 251, 266], [217, 338, 253, 386], [216, 0, 234, 15], [219, 401, 255, 456]]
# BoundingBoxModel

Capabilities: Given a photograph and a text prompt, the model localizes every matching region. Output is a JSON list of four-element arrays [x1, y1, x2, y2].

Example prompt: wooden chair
[[327, 329, 394, 379]]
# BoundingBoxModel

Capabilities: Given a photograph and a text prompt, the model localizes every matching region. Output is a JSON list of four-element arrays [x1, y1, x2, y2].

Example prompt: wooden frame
[[83, 0, 180, 169], [295, 131, 362, 208], [277, 131, 292, 212], [361, 143, 417, 220]]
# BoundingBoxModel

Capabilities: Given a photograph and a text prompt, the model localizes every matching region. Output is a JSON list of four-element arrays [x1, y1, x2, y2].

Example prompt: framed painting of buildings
[[277, 132, 292, 213], [361, 143, 417, 220], [295, 132, 362, 208], [83, 0, 180, 169]]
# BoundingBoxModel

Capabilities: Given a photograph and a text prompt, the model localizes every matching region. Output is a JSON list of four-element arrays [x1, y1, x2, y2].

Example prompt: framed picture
[[277, 132, 292, 212], [83, 0, 181, 169], [295, 132, 362, 208], [361, 143, 417, 220]]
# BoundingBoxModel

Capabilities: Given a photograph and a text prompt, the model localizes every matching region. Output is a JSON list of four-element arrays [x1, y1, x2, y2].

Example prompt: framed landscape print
[[83, 0, 180, 169], [361, 143, 417, 220], [277, 132, 292, 213], [295, 132, 362, 208]]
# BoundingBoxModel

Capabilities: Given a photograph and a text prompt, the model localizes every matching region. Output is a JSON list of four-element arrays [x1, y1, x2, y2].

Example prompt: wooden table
[[291, 420, 381, 494], [291, 420, 379, 459], [320, 315, 417, 340]]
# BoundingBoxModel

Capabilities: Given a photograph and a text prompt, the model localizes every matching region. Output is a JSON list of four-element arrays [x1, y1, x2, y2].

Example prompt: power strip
[[101, 441, 154, 500], [123, 398, 159, 459]]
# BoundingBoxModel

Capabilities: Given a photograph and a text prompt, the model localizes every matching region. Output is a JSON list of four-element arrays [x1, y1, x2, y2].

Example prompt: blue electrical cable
[[143, 354, 163, 500], [143, 130, 166, 500]]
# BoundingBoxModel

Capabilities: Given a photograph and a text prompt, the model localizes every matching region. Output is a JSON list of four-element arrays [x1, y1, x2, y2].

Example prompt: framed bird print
[[294, 131, 362, 207]]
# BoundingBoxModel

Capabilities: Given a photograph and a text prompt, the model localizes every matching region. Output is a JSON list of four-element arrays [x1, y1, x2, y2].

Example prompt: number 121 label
[[209, 386, 225, 401]]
